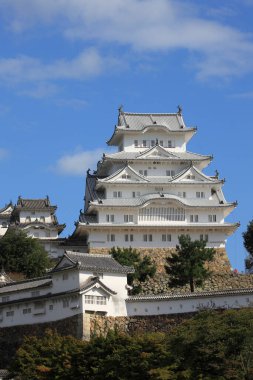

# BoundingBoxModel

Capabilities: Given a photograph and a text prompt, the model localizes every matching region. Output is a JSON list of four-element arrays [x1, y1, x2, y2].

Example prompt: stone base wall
[[89, 247, 231, 273], [0, 314, 84, 367], [90, 313, 196, 337]]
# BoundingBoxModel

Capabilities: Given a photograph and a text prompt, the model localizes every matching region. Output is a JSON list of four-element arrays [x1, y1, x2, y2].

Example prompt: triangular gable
[[137, 145, 179, 159], [51, 252, 77, 272], [0, 203, 13, 215], [172, 165, 216, 183], [80, 277, 117, 296], [99, 165, 149, 183]]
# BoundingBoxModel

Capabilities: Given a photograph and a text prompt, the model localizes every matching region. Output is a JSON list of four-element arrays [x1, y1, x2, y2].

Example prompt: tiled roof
[[80, 276, 117, 295], [16, 196, 56, 211], [118, 112, 186, 131], [59, 251, 134, 274], [89, 193, 235, 208], [0, 277, 52, 295], [104, 150, 211, 161], [0, 202, 13, 215], [127, 287, 253, 302]]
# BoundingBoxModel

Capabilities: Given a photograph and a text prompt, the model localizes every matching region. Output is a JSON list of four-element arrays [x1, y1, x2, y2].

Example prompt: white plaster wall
[[88, 230, 227, 249], [26, 228, 58, 239], [126, 293, 253, 316], [19, 211, 53, 223], [0, 294, 82, 328], [122, 132, 186, 152]]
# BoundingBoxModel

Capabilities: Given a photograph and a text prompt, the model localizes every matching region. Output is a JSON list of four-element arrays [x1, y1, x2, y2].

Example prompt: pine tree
[[165, 234, 215, 292]]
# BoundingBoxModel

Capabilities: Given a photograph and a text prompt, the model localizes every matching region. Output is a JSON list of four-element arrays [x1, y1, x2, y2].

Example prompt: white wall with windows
[[122, 132, 186, 152]]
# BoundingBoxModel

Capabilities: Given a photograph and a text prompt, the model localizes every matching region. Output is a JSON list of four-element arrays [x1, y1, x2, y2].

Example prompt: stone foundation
[[90, 313, 196, 337], [89, 247, 231, 273], [0, 314, 84, 367]]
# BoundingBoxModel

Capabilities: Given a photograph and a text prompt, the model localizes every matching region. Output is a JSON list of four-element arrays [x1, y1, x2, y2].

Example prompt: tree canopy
[[110, 247, 156, 294], [0, 229, 51, 278], [165, 234, 215, 292], [243, 220, 253, 270], [8, 309, 253, 380]]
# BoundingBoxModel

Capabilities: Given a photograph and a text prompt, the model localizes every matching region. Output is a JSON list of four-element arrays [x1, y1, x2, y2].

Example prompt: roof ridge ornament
[[177, 105, 183, 115]]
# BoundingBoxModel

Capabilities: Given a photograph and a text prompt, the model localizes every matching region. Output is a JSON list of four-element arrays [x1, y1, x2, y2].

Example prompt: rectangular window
[[144, 170, 147, 176], [49, 304, 53, 311], [124, 215, 133, 223], [96, 296, 107, 305], [113, 191, 122, 198], [168, 140, 172, 148], [196, 192, 205, 198], [162, 234, 171, 242], [142, 140, 147, 147], [166, 170, 175, 176], [63, 300, 69, 308], [208, 215, 217, 222], [107, 234, 115, 242], [134, 140, 138, 147], [190, 215, 198, 223], [151, 140, 155, 147], [31, 291, 40, 297], [143, 234, 148, 242], [2, 296, 9, 302], [85, 295, 106, 305], [200, 234, 208, 242], [23, 308, 32, 314], [40, 216, 45, 223], [106, 215, 114, 222], [132, 191, 140, 198], [125, 234, 134, 242], [63, 273, 68, 280], [159, 140, 163, 146], [149, 234, 153, 242], [6, 311, 14, 317]]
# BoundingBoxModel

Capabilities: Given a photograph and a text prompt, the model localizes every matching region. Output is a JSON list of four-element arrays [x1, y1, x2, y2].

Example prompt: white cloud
[[1, 0, 253, 79], [53, 148, 105, 176], [0, 49, 104, 84]]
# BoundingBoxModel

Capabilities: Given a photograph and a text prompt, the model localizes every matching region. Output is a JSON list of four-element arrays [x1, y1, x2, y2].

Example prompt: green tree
[[0, 229, 51, 278], [166, 309, 253, 380], [165, 235, 215, 292], [243, 220, 253, 270], [110, 247, 156, 294], [9, 329, 84, 380], [9, 329, 171, 380]]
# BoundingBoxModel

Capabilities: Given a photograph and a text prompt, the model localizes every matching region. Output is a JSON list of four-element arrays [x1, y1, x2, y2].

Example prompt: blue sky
[[0, 0, 253, 271]]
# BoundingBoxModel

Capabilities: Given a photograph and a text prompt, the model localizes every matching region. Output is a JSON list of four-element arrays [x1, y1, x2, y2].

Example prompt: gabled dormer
[[98, 165, 150, 184], [172, 165, 222, 184], [136, 145, 179, 160]]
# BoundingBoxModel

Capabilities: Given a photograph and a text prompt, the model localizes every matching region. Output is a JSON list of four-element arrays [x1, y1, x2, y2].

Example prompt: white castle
[[73, 107, 238, 253]]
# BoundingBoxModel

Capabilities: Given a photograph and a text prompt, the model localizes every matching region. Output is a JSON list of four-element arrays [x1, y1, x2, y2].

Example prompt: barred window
[[139, 207, 185, 222], [85, 295, 106, 305]]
